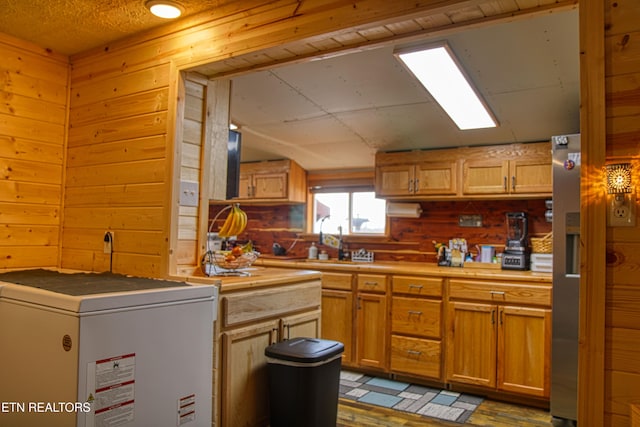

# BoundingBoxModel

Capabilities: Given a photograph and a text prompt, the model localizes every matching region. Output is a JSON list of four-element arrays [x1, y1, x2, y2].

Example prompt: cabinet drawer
[[448, 279, 551, 306], [322, 272, 352, 290], [222, 281, 321, 327], [357, 274, 387, 293], [390, 335, 441, 380], [392, 276, 442, 297], [392, 297, 441, 338]]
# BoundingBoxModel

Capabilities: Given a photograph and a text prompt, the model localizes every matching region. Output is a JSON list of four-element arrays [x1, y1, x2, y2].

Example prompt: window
[[312, 191, 386, 235]]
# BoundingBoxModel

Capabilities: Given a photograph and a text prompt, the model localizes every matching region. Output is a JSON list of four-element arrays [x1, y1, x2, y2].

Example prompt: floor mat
[[339, 370, 483, 424]]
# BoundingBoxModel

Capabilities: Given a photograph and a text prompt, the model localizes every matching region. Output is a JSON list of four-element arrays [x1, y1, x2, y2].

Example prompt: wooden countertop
[[253, 258, 551, 283], [184, 267, 321, 293]]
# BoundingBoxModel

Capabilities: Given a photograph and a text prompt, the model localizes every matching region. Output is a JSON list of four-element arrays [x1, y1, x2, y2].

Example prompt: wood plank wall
[[0, 34, 68, 270], [211, 199, 551, 262], [3, 1, 634, 423], [174, 74, 206, 272], [604, 1, 640, 425], [63, 57, 172, 276], [62, 0, 461, 278]]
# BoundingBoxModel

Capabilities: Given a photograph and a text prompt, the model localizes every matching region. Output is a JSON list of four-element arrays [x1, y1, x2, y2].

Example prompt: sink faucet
[[337, 225, 346, 261], [318, 216, 347, 260]]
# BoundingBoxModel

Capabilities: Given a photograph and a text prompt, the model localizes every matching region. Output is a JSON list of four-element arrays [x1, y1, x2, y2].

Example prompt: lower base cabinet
[[221, 320, 279, 427], [217, 280, 322, 427], [322, 288, 354, 364], [356, 274, 388, 370], [446, 279, 552, 398]]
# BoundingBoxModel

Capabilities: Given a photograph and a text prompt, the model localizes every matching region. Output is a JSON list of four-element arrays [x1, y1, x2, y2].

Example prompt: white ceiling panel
[[229, 9, 580, 171]]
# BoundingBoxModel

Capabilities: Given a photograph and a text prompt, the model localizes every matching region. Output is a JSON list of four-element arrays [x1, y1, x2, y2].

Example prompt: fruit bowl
[[201, 250, 259, 276]]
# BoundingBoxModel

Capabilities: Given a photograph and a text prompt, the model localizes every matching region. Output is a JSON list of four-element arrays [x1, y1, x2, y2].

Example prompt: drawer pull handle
[[407, 350, 422, 356], [364, 281, 378, 286], [408, 284, 423, 290], [408, 310, 422, 316], [490, 291, 505, 295]]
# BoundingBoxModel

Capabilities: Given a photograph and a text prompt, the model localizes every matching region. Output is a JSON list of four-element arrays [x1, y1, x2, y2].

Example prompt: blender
[[501, 212, 530, 270]]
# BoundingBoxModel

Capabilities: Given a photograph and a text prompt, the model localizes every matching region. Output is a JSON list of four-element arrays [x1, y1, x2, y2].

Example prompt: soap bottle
[[308, 242, 318, 259]]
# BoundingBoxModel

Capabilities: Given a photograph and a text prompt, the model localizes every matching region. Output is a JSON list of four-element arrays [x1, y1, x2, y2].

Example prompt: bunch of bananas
[[218, 204, 248, 238]]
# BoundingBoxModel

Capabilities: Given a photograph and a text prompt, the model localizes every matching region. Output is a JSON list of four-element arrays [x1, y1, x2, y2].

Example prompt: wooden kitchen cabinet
[[446, 301, 497, 388], [390, 276, 443, 380], [321, 272, 354, 365], [375, 141, 551, 200], [217, 279, 321, 427], [498, 305, 550, 396], [236, 159, 307, 203], [446, 279, 551, 398], [220, 319, 279, 427], [462, 156, 551, 196], [356, 274, 388, 370], [376, 161, 458, 197]]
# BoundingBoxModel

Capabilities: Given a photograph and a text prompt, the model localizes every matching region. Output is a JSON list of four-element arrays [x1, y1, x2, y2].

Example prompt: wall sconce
[[606, 163, 636, 227]]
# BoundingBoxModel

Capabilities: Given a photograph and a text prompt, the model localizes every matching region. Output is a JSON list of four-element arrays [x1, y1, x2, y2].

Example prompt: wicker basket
[[531, 232, 553, 254]]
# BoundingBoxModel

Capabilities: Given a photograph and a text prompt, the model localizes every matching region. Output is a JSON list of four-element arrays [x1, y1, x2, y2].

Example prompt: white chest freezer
[[0, 269, 219, 427]]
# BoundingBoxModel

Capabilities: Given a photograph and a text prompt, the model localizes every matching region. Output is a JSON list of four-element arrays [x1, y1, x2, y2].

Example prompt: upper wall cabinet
[[235, 159, 307, 204], [376, 161, 458, 197], [375, 142, 551, 200], [462, 144, 552, 196]]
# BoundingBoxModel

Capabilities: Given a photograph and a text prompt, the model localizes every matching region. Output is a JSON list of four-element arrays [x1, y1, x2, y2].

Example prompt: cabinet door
[[356, 292, 387, 370], [414, 161, 457, 195], [220, 319, 279, 427], [446, 301, 496, 388], [281, 309, 321, 341], [253, 172, 287, 198], [510, 159, 552, 194], [498, 306, 551, 397], [237, 173, 251, 198], [462, 159, 509, 195], [376, 164, 413, 196], [322, 289, 354, 365]]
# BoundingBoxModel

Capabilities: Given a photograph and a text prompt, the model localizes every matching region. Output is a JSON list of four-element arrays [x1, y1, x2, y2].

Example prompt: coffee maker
[[501, 212, 530, 270]]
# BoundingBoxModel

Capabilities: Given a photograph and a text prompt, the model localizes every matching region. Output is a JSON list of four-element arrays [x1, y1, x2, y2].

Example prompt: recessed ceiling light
[[395, 43, 497, 130], [145, 0, 184, 19]]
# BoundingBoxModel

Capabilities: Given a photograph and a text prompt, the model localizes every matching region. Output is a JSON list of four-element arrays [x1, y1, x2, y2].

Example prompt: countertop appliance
[[550, 134, 581, 426], [0, 269, 218, 427], [501, 211, 530, 270]]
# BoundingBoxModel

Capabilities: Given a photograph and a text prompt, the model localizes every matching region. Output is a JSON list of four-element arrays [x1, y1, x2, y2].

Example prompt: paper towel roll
[[386, 202, 422, 218]]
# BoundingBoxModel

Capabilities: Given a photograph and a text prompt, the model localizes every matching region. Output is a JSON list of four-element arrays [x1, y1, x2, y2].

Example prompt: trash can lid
[[265, 337, 344, 363]]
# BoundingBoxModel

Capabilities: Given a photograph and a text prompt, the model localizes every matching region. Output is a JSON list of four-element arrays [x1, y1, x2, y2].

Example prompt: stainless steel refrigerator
[[550, 134, 581, 425]]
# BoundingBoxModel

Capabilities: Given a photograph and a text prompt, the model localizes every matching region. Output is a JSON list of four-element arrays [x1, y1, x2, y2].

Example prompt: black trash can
[[265, 337, 344, 427]]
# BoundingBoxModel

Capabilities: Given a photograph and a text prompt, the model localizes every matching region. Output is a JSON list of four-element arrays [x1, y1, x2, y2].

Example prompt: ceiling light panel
[[395, 43, 497, 130]]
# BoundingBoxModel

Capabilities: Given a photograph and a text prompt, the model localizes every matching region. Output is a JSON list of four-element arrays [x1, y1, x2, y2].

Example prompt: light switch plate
[[180, 181, 199, 207]]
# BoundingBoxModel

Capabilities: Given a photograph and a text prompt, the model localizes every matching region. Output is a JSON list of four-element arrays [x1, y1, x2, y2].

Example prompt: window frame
[[311, 190, 388, 236]]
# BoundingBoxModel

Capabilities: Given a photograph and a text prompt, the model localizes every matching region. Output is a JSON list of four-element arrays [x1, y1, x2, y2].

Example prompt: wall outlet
[[608, 193, 637, 227]]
